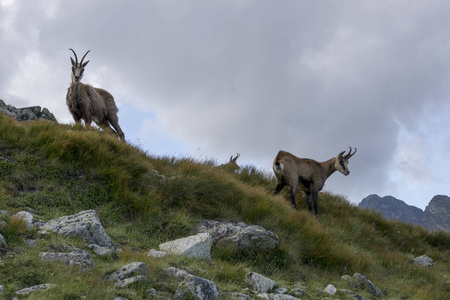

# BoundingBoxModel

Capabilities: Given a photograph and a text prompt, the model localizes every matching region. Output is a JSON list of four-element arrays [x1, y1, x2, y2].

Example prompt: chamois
[[220, 153, 240, 171], [66, 48, 125, 140], [273, 147, 357, 216]]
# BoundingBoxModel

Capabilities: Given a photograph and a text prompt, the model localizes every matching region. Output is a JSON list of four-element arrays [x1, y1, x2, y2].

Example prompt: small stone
[[411, 255, 434, 267], [323, 284, 337, 295], [148, 249, 167, 258]]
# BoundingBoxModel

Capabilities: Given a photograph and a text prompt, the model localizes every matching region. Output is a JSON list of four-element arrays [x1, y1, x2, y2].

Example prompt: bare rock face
[[40, 210, 115, 249], [196, 220, 280, 252], [424, 195, 450, 232]]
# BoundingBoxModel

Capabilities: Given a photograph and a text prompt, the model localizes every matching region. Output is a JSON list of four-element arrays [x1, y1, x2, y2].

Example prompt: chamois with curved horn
[[273, 147, 357, 216], [66, 48, 125, 140], [220, 153, 241, 171]]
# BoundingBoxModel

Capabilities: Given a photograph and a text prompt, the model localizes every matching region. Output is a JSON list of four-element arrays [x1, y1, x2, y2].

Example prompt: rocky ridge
[[359, 194, 450, 232], [0, 99, 57, 122]]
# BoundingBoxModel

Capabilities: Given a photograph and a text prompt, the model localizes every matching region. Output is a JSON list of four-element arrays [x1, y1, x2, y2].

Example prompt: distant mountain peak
[[359, 194, 450, 232], [359, 194, 424, 226]]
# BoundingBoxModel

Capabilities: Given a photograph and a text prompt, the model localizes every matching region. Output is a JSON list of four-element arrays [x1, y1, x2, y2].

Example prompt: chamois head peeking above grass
[[219, 153, 240, 171], [273, 147, 357, 216], [66, 48, 125, 140]]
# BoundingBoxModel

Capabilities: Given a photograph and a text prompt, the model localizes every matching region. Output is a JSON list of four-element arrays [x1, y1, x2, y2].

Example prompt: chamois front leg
[[312, 190, 319, 216], [304, 191, 313, 212]]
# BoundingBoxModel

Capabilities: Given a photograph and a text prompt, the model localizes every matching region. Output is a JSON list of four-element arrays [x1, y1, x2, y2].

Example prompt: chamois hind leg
[[288, 181, 299, 210], [107, 115, 125, 140], [274, 175, 286, 194], [304, 191, 313, 212], [97, 120, 119, 137]]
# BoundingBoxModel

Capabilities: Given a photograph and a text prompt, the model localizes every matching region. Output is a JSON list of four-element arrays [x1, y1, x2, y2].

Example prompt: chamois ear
[[70, 57, 76, 66], [82, 60, 90, 67], [337, 151, 346, 158]]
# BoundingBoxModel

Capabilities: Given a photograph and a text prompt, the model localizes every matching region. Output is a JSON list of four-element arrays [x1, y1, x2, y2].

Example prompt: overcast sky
[[1, 0, 449, 210]]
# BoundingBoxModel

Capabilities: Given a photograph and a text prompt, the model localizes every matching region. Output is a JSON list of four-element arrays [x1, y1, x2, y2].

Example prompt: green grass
[[0, 113, 449, 299]]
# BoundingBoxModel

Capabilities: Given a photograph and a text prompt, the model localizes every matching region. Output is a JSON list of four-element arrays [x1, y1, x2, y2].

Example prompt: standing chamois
[[273, 147, 357, 216], [66, 49, 125, 140]]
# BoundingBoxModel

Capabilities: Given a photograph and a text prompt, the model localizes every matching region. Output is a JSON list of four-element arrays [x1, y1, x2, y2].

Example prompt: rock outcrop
[[0, 99, 56, 122]]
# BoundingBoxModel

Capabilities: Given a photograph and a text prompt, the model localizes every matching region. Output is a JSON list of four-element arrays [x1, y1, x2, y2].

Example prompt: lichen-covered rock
[[165, 267, 221, 300], [196, 220, 280, 252], [245, 272, 277, 293], [15, 283, 56, 295], [411, 255, 434, 267], [159, 233, 212, 260], [108, 262, 150, 284], [39, 249, 94, 270], [40, 210, 115, 249]]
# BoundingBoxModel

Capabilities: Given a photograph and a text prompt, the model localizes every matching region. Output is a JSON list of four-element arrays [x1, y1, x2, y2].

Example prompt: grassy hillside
[[0, 114, 449, 299]]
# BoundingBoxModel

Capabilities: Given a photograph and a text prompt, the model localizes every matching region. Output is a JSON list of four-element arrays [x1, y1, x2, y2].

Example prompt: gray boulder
[[39, 249, 94, 271], [245, 272, 277, 293], [108, 262, 150, 287], [159, 233, 212, 260], [165, 267, 221, 300], [40, 210, 115, 249], [353, 273, 385, 298], [196, 220, 280, 252], [411, 255, 434, 267]]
